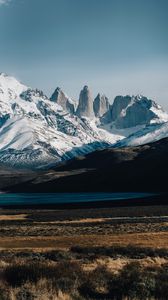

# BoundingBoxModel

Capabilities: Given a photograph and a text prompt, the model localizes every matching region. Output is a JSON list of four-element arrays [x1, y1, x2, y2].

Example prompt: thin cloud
[[0, 0, 11, 5]]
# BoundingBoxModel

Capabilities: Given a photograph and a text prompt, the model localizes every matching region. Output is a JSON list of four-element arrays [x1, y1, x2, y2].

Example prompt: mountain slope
[[0, 73, 122, 168], [115, 122, 168, 147], [4, 137, 168, 193], [0, 72, 168, 169]]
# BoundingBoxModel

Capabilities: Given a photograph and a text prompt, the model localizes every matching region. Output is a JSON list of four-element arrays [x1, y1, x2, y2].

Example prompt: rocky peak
[[109, 95, 167, 129], [50, 87, 75, 114], [76, 85, 94, 118], [93, 93, 110, 117]]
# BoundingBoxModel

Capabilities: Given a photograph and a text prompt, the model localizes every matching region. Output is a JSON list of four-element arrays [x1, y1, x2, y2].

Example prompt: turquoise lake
[[0, 193, 157, 206]]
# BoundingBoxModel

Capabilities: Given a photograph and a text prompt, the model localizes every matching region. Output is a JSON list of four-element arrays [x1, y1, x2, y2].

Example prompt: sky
[[0, 0, 168, 108]]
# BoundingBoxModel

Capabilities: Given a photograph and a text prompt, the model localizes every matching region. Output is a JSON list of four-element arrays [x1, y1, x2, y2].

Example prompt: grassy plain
[[0, 204, 168, 299]]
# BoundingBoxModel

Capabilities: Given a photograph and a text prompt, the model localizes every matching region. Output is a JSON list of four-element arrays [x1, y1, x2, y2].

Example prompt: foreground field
[[0, 204, 168, 299], [1, 232, 168, 250]]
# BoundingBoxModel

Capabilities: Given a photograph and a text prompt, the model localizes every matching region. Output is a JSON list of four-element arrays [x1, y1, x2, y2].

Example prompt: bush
[[2, 263, 52, 287], [117, 262, 156, 300], [0, 282, 10, 300], [155, 264, 168, 299], [71, 245, 168, 259], [2, 261, 84, 292], [44, 250, 74, 262], [53, 261, 84, 293], [14, 288, 34, 300], [79, 265, 114, 299], [1, 258, 168, 299]]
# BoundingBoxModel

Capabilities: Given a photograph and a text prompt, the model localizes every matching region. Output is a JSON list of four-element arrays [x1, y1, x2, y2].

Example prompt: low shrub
[[71, 245, 168, 259], [155, 264, 168, 299], [79, 265, 114, 299], [2, 263, 51, 287], [117, 262, 156, 300], [44, 250, 74, 262], [1, 261, 84, 291], [1, 258, 168, 299]]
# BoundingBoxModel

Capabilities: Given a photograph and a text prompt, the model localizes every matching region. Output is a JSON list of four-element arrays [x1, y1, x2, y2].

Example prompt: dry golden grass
[[35, 217, 111, 224], [0, 206, 168, 299], [4, 280, 73, 300], [82, 257, 128, 272], [0, 214, 27, 221], [83, 256, 168, 273], [0, 232, 168, 250]]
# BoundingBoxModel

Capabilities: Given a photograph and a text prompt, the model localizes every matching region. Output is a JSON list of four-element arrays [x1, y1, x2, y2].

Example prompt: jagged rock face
[[104, 95, 164, 129], [93, 94, 110, 117], [50, 87, 75, 114], [100, 95, 131, 125], [76, 86, 94, 118], [20, 88, 48, 102], [111, 96, 132, 121]]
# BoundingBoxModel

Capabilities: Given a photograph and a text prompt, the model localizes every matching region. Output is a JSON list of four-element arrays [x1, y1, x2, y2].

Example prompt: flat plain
[[0, 204, 168, 299], [0, 205, 168, 250]]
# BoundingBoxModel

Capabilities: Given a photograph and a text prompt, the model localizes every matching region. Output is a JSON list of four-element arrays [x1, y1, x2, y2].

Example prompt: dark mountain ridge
[[3, 137, 168, 193]]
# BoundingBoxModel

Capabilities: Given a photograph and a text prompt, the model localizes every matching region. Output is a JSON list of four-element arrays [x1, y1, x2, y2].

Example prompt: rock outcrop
[[93, 93, 110, 117], [50, 87, 75, 114], [76, 86, 94, 118], [103, 95, 166, 129]]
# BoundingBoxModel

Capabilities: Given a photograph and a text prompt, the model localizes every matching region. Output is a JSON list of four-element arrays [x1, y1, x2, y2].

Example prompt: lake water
[[0, 192, 157, 206]]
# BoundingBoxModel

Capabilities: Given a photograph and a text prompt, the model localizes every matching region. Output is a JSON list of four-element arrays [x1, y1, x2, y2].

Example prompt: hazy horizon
[[0, 0, 168, 109]]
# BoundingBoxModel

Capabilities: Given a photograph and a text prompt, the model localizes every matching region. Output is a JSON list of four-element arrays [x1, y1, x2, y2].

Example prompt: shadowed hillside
[[3, 137, 168, 194]]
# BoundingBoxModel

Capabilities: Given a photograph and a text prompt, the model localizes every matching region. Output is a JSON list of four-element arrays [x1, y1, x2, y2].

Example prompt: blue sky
[[0, 0, 168, 108]]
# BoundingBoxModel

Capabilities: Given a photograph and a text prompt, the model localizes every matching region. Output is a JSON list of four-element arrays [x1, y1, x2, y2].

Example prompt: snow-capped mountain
[[100, 95, 168, 129], [0, 73, 121, 169], [0, 72, 168, 169], [114, 122, 168, 147]]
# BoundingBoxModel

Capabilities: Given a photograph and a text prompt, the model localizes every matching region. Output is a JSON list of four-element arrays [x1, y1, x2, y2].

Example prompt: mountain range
[[0, 72, 168, 171]]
